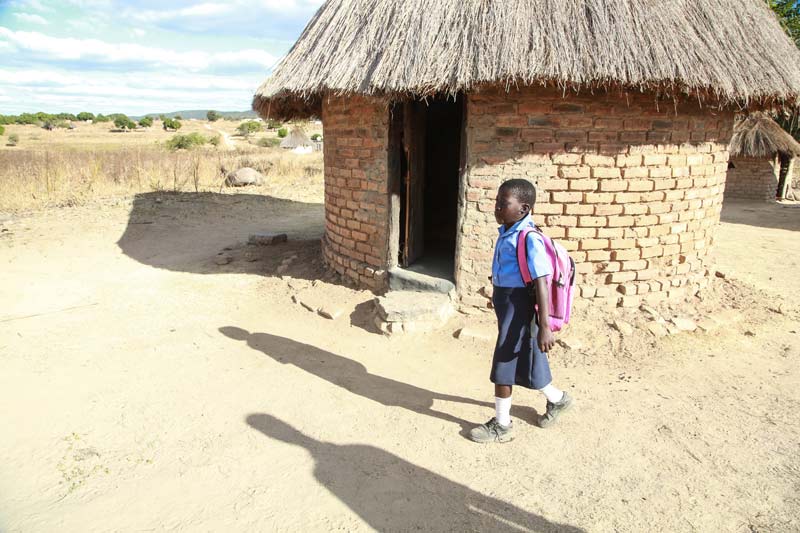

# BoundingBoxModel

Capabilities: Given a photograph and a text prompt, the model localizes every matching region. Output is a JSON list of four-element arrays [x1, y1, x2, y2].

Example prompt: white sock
[[540, 384, 564, 404], [495, 396, 512, 426]]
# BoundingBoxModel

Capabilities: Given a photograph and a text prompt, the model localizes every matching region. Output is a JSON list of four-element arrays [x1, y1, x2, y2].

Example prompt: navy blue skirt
[[490, 286, 553, 390]]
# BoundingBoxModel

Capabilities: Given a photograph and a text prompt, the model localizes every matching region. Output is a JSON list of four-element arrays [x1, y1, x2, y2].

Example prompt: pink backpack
[[516, 226, 576, 332]]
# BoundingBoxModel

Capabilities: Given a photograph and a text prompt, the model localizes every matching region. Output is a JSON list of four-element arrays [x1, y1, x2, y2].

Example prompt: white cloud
[[0, 27, 278, 72], [13, 13, 49, 25], [129, 2, 233, 23]]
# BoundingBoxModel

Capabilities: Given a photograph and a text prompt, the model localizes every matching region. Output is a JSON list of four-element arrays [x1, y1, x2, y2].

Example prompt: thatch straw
[[254, 0, 800, 119], [279, 127, 313, 149], [729, 112, 800, 158]]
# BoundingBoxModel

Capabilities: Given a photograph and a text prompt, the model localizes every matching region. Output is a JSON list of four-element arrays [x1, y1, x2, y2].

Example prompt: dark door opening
[[388, 95, 464, 281]]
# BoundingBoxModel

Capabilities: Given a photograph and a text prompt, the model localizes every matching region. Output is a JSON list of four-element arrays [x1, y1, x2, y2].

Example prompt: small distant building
[[726, 113, 800, 201], [280, 128, 314, 154]]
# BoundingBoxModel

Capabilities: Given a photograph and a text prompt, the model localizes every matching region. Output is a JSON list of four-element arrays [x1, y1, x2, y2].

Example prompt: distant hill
[[131, 110, 258, 121]]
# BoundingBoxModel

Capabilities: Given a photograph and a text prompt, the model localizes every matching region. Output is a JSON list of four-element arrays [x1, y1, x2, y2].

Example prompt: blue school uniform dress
[[490, 214, 553, 390]]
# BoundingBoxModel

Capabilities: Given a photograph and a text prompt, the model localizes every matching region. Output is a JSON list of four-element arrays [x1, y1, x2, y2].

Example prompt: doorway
[[388, 95, 464, 281]]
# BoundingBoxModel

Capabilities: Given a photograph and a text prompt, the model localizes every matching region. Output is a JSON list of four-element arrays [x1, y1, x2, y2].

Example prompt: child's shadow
[[220, 327, 539, 435], [247, 413, 585, 532]]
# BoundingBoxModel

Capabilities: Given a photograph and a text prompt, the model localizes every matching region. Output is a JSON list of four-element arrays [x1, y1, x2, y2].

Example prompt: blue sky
[[0, 0, 324, 115]]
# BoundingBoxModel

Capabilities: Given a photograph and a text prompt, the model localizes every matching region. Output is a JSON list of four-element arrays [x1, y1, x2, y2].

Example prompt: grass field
[[0, 119, 324, 212]]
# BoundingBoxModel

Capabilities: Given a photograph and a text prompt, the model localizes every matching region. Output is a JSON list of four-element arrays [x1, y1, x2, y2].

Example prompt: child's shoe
[[538, 391, 573, 428], [468, 417, 514, 443]]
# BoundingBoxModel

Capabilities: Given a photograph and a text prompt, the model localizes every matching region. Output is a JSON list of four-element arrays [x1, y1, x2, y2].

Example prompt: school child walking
[[469, 179, 573, 443]]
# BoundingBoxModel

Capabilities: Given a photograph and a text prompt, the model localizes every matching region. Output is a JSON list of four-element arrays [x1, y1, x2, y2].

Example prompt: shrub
[[208, 134, 221, 147], [277, 127, 288, 138], [114, 116, 136, 130], [7, 133, 19, 146], [174, 115, 183, 120], [266, 119, 282, 130], [165, 132, 208, 150], [237, 121, 262, 137], [77, 112, 95, 122], [257, 137, 281, 148], [94, 114, 111, 123], [0, 125, 4, 136], [310, 133, 322, 141], [207, 110, 221, 122], [138, 116, 153, 128], [162, 118, 182, 131]]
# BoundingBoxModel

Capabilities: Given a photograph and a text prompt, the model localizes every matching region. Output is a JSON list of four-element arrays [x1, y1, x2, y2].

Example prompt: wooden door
[[402, 102, 426, 266]]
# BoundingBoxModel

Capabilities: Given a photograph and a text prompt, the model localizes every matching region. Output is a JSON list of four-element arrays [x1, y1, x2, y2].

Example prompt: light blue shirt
[[491, 214, 552, 288]]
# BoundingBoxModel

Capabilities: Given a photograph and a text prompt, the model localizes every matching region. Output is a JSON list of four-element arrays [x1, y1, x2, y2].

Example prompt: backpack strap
[[516, 226, 536, 286]]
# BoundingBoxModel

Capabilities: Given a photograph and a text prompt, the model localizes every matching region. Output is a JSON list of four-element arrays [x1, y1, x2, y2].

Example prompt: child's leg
[[539, 383, 564, 403], [494, 385, 512, 426]]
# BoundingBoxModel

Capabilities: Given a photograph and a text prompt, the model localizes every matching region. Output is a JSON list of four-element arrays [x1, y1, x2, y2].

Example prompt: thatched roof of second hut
[[730, 113, 800, 158], [254, 0, 800, 118], [280, 128, 312, 149]]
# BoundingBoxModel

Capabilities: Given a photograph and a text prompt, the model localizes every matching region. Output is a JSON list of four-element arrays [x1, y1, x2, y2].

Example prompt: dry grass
[[0, 121, 324, 213], [729, 112, 800, 158], [255, 0, 800, 119]]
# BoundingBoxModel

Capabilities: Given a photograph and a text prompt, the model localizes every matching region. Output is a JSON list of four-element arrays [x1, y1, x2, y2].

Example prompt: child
[[469, 179, 573, 443]]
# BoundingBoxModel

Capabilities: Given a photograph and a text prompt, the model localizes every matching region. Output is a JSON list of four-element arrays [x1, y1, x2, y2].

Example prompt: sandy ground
[[1, 194, 799, 532]]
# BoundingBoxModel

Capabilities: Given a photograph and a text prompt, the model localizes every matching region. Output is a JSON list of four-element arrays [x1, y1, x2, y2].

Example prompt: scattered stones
[[639, 305, 662, 321], [318, 306, 345, 320], [670, 317, 697, 332], [287, 279, 310, 291], [557, 337, 584, 350], [225, 167, 265, 187], [612, 319, 634, 336], [248, 233, 288, 246], [714, 269, 730, 279], [214, 255, 232, 265], [647, 323, 669, 337], [696, 318, 718, 332], [455, 327, 494, 342]]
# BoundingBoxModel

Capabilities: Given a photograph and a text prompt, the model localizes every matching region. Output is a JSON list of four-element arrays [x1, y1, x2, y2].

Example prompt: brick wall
[[321, 95, 389, 289], [457, 87, 734, 308], [724, 156, 778, 201]]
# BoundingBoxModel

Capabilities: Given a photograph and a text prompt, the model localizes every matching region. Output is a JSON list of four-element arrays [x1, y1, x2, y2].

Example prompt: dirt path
[[0, 196, 798, 532], [205, 124, 237, 150]]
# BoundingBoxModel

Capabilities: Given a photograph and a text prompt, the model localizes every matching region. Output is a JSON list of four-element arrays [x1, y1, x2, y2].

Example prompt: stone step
[[387, 267, 455, 294], [374, 290, 456, 335]]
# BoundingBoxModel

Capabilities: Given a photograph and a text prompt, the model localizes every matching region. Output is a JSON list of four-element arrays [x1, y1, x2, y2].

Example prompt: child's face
[[494, 190, 529, 226]]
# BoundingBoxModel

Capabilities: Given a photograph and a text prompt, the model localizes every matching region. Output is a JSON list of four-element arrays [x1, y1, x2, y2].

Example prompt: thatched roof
[[280, 127, 312, 149], [729, 112, 800, 158], [254, 0, 800, 119]]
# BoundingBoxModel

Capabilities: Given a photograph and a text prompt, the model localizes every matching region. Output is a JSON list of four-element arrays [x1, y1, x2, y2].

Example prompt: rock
[[557, 338, 584, 350], [612, 319, 634, 336], [214, 255, 232, 265], [670, 317, 697, 332], [647, 323, 669, 337], [318, 306, 345, 320], [714, 269, 731, 279], [696, 318, 717, 332], [287, 279, 310, 291], [225, 167, 265, 187], [248, 233, 288, 246], [292, 293, 318, 313], [639, 305, 662, 321], [665, 324, 680, 335], [455, 327, 494, 342]]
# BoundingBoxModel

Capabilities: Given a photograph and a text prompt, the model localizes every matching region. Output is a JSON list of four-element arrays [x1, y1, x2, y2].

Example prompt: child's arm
[[534, 276, 555, 352]]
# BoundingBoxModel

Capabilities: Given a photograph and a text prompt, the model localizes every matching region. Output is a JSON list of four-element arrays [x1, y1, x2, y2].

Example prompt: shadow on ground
[[220, 327, 539, 435], [117, 191, 327, 280], [246, 413, 584, 532], [721, 200, 800, 232]]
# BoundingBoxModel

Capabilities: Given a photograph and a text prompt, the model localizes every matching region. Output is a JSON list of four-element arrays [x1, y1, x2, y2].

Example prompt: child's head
[[495, 179, 536, 226]]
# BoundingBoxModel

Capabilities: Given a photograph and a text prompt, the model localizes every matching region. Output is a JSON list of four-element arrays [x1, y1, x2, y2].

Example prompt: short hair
[[499, 179, 536, 206]]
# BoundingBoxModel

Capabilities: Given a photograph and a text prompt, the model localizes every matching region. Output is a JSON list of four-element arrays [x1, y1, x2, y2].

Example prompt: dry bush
[[0, 145, 324, 212]]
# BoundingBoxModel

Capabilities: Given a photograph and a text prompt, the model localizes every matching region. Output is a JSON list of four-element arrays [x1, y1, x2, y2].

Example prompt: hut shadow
[[117, 191, 329, 281], [219, 327, 540, 434], [720, 200, 800, 232], [246, 413, 585, 533]]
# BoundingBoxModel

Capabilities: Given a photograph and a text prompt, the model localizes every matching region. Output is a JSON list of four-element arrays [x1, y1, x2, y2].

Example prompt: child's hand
[[538, 325, 555, 353]]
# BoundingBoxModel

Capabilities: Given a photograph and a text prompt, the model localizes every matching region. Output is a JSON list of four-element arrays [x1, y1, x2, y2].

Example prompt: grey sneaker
[[539, 391, 573, 428], [469, 417, 514, 443]]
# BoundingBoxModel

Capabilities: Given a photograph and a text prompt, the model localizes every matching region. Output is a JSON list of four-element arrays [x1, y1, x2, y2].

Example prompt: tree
[[207, 110, 222, 122], [95, 114, 111, 123], [114, 115, 136, 130], [174, 115, 183, 120], [237, 121, 262, 137], [162, 118, 182, 131], [77, 112, 95, 122], [770, 0, 800, 45], [138, 116, 154, 128]]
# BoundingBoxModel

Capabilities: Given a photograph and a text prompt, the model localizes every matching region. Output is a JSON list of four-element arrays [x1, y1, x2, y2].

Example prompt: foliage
[[266, 119, 282, 130], [208, 135, 221, 147], [207, 110, 221, 122], [237, 121, 262, 137], [138, 116, 154, 128], [257, 137, 281, 147], [95, 114, 111, 123], [77, 112, 95, 122], [7, 133, 19, 146], [770, 0, 800, 45], [310, 133, 322, 141], [114, 116, 136, 130], [277, 127, 288, 138], [174, 115, 183, 120], [0, 125, 4, 136], [165, 132, 210, 151], [162, 118, 182, 131]]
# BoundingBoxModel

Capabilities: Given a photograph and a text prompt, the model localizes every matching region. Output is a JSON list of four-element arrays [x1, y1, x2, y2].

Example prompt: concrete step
[[374, 290, 456, 335], [388, 267, 455, 294]]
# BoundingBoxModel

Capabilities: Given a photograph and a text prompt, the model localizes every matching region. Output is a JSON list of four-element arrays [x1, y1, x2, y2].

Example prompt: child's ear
[[520, 203, 531, 214]]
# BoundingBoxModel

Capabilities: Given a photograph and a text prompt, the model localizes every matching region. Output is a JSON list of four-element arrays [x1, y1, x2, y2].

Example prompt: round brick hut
[[254, 0, 800, 310], [725, 113, 800, 201]]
